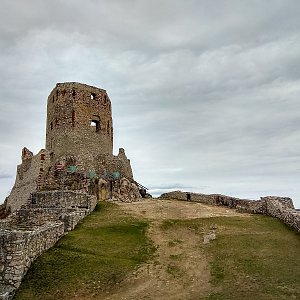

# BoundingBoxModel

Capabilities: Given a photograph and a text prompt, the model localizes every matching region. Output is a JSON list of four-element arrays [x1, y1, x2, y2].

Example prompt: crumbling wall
[[29, 190, 97, 210], [262, 196, 300, 232], [160, 191, 299, 232], [159, 191, 264, 213], [0, 222, 64, 299], [6, 149, 51, 212], [0, 190, 97, 299]]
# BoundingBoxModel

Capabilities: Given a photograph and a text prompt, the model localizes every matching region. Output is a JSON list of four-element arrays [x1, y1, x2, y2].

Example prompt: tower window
[[90, 93, 96, 100], [50, 122, 53, 130], [91, 117, 100, 132]]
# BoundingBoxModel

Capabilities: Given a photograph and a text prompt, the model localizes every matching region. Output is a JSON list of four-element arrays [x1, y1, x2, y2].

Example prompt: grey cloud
[[0, 1, 300, 207]]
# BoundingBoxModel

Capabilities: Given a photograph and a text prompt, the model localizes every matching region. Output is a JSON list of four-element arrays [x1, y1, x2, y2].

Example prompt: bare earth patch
[[101, 199, 251, 300]]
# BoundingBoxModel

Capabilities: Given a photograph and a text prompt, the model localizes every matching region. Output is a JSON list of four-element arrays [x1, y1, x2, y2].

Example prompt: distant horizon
[[2, 172, 299, 209]]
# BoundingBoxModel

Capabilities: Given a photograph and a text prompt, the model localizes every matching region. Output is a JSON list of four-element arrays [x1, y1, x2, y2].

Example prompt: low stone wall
[[160, 191, 299, 233], [0, 190, 97, 299], [29, 190, 97, 210], [160, 191, 264, 213], [0, 222, 64, 299]]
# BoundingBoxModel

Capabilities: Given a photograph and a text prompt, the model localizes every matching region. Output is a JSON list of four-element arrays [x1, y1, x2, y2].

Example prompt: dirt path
[[103, 199, 250, 300]]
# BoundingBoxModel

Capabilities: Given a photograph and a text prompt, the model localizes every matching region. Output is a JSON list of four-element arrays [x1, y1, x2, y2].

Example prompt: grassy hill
[[14, 200, 300, 300]]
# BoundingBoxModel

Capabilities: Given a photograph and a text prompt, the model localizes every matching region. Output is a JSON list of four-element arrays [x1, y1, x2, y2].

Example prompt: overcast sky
[[0, 0, 299, 208]]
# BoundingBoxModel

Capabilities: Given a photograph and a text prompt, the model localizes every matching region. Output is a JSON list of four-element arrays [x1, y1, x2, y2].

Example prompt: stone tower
[[6, 82, 142, 212], [46, 82, 113, 169]]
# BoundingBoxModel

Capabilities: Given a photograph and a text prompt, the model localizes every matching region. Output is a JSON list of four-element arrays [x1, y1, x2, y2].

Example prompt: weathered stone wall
[[0, 190, 97, 299], [262, 196, 300, 232], [160, 191, 299, 232], [0, 222, 64, 299], [160, 191, 218, 204], [29, 190, 97, 210], [159, 191, 264, 213], [6, 149, 51, 212]]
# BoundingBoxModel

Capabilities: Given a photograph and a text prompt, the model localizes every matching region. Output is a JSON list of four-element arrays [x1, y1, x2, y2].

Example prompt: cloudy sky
[[0, 0, 299, 207]]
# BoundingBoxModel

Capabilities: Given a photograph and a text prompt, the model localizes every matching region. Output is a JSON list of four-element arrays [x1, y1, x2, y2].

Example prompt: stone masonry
[[0, 190, 97, 299]]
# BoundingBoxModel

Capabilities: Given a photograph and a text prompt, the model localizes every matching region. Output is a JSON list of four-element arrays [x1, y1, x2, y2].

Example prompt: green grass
[[14, 202, 155, 300], [14, 203, 300, 300], [160, 215, 300, 300]]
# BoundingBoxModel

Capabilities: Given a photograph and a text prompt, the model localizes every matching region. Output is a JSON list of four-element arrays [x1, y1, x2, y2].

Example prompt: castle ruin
[[1, 82, 298, 299], [0, 82, 146, 299], [6, 82, 143, 213]]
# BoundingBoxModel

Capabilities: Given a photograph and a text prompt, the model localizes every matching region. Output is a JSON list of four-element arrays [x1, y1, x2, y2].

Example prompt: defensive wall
[[0, 190, 97, 300], [160, 191, 300, 233]]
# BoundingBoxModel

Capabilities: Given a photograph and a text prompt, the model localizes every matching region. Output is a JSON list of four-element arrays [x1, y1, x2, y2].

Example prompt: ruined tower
[[6, 82, 141, 212], [46, 83, 113, 167]]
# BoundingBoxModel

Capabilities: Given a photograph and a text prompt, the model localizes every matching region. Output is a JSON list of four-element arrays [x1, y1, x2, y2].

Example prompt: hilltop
[[14, 198, 300, 300]]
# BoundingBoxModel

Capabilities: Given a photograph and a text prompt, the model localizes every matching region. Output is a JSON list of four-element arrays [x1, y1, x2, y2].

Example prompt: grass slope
[[161, 215, 300, 300], [14, 202, 300, 299], [14, 202, 155, 300]]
